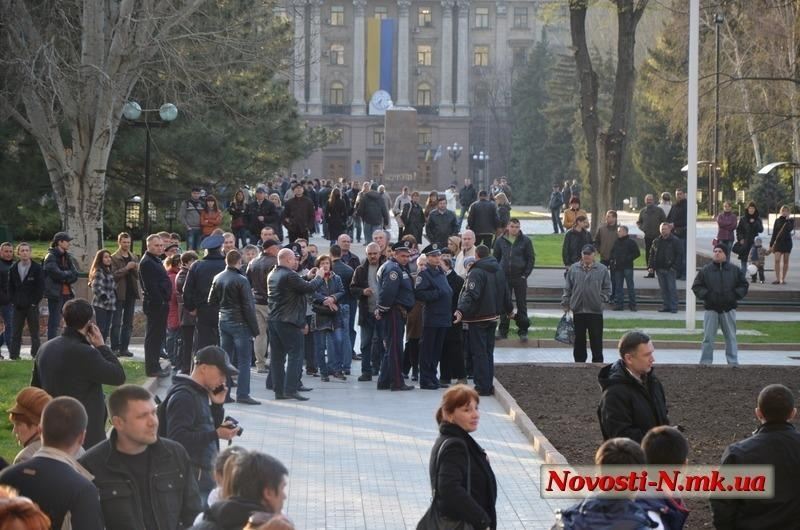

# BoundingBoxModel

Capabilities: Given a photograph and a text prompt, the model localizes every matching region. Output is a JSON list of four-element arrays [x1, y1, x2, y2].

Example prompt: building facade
[[286, 0, 566, 191]]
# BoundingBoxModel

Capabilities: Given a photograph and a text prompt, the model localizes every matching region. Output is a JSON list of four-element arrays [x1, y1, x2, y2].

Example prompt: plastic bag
[[555, 312, 575, 345]]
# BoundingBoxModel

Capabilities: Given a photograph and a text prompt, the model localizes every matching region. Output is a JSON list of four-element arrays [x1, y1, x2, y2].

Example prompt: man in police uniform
[[375, 241, 415, 391], [415, 243, 453, 389]]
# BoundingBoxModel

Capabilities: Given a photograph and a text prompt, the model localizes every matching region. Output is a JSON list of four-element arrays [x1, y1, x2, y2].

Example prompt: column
[[292, 0, 307, 108], [307, 0, 323, 114], [396, 0, 412, 106], [352, 0, 367, 114], [439, 0, 455, 116], [495, 2, 508, 83], [455, 0, 470, 116]]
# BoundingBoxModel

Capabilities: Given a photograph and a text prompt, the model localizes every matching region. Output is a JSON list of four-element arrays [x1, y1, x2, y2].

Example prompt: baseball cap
[[581, 244, 596, 255], [52, 232, 73, 244], [256, 185, 268, 194], [8, 387, 52, 426], [195, 346, 239, 377]]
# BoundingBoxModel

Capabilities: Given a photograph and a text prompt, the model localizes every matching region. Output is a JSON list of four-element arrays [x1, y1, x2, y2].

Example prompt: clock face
[[371, 90, 392, 110]]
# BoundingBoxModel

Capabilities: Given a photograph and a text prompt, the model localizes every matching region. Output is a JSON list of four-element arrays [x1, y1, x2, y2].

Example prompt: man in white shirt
[[454, 230, 477, 278]]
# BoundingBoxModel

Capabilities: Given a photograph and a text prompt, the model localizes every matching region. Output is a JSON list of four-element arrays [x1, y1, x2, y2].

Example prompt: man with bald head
[[266, 249, 325, 400], [455, 230, 477, 277]]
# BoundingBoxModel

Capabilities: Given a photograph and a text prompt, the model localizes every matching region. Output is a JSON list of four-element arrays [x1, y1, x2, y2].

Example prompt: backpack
[[156, 385, 189, 438]]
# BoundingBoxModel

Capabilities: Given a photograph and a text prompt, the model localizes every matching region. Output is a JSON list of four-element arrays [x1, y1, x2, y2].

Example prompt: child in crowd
[[749, 237, 767, 283]]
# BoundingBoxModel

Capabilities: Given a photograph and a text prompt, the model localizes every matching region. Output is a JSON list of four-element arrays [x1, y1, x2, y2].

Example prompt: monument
[[382, 107, 418, 192]]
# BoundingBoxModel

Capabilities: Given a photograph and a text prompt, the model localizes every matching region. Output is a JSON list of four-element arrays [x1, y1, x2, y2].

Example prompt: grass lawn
[[0, 359, 148, 463], [508, 318, 800, 344], [527, 234, 647, 268]]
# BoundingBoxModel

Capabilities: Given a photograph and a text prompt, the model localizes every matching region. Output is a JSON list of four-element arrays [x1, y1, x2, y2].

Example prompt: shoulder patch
[[415, 275, 423, 286], [468, 281, 476, 290], [389, 271, 399, 280]]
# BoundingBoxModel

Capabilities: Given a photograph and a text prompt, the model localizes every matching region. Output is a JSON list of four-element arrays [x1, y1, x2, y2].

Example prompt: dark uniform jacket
[[79, 431, 202, 530], [597, 359, 669, 442], [209, 267, 259, 335], [561, 229, 593, 267], [267, 265, 324, 327], [691, 261, 748, 313], [711, 422, 800, 530], [191, 497, 270, 530], [32, 327, 126, 447], [282, 195, 316, 235], [414, 266, 453, 328], [246, 254, 277, 306], [457, 257, 511, 323], [42, 247, 79, 299], [493, 234, 535, 278], [609, 235, 641, 271], [350, 256, 386, 325], [467, 199, 500, 235], [9, 260, 44, 308], [377, 259, 415, 312], [430, 422, 497, 529], [425, 209, 459, 246], [245, 198, 279, 236], [182, 251, 226, 312], [139, 251, 172, 307], [649, 234, 683, 271]]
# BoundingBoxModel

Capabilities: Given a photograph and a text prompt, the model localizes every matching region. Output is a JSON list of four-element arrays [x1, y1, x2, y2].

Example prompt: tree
[[0, 0, 300, 267], [569, 0, 648, 231]]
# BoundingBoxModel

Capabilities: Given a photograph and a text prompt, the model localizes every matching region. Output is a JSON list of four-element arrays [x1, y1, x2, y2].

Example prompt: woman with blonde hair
[[769, 205, 794, 284], [88, 249, 116, 341], [495, 192, 511, 235], [447, 235, 462, 258]]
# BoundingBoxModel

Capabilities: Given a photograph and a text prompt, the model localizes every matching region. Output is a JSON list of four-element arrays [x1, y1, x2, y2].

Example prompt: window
[[373, 128, 385, 145], [330, 5, 345, 25], [416, 82, 432, 106], [417, 45, 432, 66], [475, 7, 489, 28], [374, 6, 388, 19], [330, 44, 345, 65], [473, 45, 489, 66], [329, 81, 345, 105], [512, 47, 528, 67], [418, 127, 432, 146], [513, 7, 528, 28], [418, 7, 433, 27]]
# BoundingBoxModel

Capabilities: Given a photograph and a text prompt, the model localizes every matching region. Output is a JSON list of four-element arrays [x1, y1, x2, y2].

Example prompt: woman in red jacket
[[200, 194, 223, 237]]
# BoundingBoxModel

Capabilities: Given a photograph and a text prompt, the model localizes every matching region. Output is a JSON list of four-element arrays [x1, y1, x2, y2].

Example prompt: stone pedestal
[[383, 108, 418, 191]]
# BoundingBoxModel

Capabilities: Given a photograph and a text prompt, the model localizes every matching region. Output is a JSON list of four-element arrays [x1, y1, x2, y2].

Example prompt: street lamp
[[446, 143, 463, 181], [471, 151, 490, 192], [122, 101, 179, 253], [713, 13, 724, 218], [164, 200, 178, 232], [124, 196, 142, 237]]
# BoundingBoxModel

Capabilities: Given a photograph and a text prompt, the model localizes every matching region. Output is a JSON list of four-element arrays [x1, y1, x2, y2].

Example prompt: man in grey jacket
[[246, 239, 280, 374], [562, 244, 611, 363], [178, 187, 204, 251]]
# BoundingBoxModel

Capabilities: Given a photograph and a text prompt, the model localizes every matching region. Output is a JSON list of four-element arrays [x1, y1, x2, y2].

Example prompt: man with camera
[[163, 345, 242, 505]]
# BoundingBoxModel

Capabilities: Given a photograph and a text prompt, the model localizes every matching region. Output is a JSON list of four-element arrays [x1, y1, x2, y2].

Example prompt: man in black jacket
[[80, 385, 202, 530], [667, 188, 688, 279], [283, 183, 316, 242], [597, 331, 669, 442], [493, 218, 535, 342], [426, 196, 459, 246], [400, 191, 426, 245], [139, 234, 172, 376], [609, 226, 641, 311], [692, 244, 748, 366], [43, 231, 79, 339], [466, 191, 499, 248], [561, 215, 593, 269], [32, 298, 126, 448], [351, 244, 385, 381], [247, 239, 280, 374], [184, 234, 227, 351], [648, 223, 683, 313], [458, 177, 478, 228], [165, 346, 240, 503], [0, 241, 13, 358], [209, 250, 261, 404], [8, 242, 44, 358], [356, 187, 390, 241], [711, 384, 800, 529], [246, 185, 280, 237]]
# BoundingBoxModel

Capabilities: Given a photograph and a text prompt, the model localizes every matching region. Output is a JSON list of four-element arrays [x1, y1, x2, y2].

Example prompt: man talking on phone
[[163, 345, 240, 505], [32, 298, 127, 448]]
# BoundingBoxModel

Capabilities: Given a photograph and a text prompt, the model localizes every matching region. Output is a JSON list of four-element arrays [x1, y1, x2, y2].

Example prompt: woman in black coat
[[325, 188, 348, 245], [439, 256, 466, 384], [735, 201, 763, 275], [428, 385, 497, 529], [769, 204, 795, 284]]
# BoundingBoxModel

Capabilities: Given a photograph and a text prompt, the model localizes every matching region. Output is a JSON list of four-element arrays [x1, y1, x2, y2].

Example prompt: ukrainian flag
[[366, 18, 397, 98]]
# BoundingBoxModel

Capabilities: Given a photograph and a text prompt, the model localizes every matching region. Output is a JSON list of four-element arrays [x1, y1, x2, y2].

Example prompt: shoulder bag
[[417, 437, 474, 530]]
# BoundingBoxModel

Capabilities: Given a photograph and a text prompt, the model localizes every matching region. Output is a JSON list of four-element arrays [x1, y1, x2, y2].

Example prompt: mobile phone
[[212, 384, 226, 395]]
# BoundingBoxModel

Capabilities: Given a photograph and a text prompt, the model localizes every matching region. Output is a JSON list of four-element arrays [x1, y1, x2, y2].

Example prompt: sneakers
[[358, 374, 372, 382]]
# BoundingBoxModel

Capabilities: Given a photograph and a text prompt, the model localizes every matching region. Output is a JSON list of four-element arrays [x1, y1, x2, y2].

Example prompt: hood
[[365, 190, 381, 200], [598, 359, 638, 391], [473, 256, 500, 273], [204, 497, 267, 527]]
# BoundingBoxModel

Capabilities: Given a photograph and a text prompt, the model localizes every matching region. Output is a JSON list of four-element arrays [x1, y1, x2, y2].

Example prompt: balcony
[[414, 105, 439, 115], [323, 105, 351, 115]]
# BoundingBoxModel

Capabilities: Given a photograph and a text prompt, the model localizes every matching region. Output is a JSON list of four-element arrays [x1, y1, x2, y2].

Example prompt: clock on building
[[369, 90, 393, 115]]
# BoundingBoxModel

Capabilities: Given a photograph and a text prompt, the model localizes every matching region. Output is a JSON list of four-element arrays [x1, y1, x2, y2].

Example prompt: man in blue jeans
[[267, 248, 324, 401], [178, 187, 204, 251], [209, 249, 261, 404], [648, 223, 682, 313], [350, 243, 385, 381]]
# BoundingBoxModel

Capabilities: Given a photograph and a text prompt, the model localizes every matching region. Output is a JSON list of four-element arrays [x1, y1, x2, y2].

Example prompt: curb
[[495, 338, 799, 351], [492, 377, 569, 465]]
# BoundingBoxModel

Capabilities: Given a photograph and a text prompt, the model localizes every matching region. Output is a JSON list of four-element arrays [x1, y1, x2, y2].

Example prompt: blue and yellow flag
[[366, 18, 397, 97]]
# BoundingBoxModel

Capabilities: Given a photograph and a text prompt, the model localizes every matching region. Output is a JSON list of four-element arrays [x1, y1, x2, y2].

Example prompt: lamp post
[[164, 200, 178, 232], [446, 142, 463, 181], [472, 151, 489, 192], [124, 196, 142, 239], [713, 13, 724, 218], [122, 101, 179, 253]]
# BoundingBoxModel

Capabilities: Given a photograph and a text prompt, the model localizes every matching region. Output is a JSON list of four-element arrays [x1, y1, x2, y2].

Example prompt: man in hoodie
[[356, 184, 390, 242], [493, 219, 534, 342], [455, 245, 512, 396], [691, 244, 748, 366], [597, 331, 669, 442], [179, 187, 205, 251], [562, 244, 611, 363], [43, 231, 79, 339]]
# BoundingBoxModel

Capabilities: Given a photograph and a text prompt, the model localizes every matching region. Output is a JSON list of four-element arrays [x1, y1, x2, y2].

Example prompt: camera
[[223, 416, 244, 437]]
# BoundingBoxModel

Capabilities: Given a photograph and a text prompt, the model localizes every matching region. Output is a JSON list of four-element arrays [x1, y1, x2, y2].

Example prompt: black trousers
[[288, 229, 310, 243], [467, 321, 496, 395], [476, 233, 494, 248], [440, 325, 465, 381], [11, 304, 40, 359], [194, 305, 219, 350], [419, 326, 447, 387], [644, 236, 655, 269], [573, 312, 603, 363], [144, 303, 168, 374], [402, 338, 419, 377], [499, 275, 530, 337], [179, 324, 195, 374]]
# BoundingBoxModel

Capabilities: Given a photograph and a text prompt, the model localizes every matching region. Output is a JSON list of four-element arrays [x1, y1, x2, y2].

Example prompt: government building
[[284, 0, 570, 191]]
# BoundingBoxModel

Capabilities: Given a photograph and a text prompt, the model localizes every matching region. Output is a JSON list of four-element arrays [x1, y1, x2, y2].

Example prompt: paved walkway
[[494, 347, 800, 366]]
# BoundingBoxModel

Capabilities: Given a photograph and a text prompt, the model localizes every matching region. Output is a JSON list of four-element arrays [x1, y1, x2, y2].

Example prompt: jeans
[[110, 296, 136, 352], [338, 304, 352, 371], [314, 325, 347, 375], [11, 304, 40, 358], [186, 228, 202, 251], [363, 223, 380, 242], [612, 268, 636, 308], [700, 310, 738, 365], [233, 228, 250, 248], [195, 305, 220, 350], [143, 302, 168, 374], [675, 233, 687, 279], [644, 236, 656, 270], [179, 325, 195, 374], [47, 296, 68, 339], [551, 208, 565, 233], [573, 313, 604, 362], [354, 217, 363, 242], [458, 207, 468, 228], [499, 275, 530, 337], [468, 322, 496, 395], [268, 321, 305, 396], [0, 304, 12, 353], [166, 327, 180, 366], [219, 320, 254, 399], [656, 269, 678, 312], [94, 307, 113, 342], [359, 313, 382, 376], [719, 239, 733, 262], [347, 299, 357, 357], [254, 304, 270, 370]]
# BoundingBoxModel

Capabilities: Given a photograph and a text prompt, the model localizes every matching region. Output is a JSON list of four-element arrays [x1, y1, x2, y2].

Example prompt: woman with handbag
[[310, 255, 347, 382], [419, 385, 497, 530], [734, 201, 763, 275], [769, 205, 795, 284]]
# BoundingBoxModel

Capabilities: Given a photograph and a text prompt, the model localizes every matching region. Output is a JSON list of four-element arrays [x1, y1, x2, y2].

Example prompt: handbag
[[312, 300, 338, 316], [417, 438, 474, 530], [731, 241, 744, 255], [555, 311, 575, 345]]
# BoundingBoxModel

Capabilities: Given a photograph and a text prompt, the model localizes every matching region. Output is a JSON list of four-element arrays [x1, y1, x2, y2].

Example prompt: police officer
[[415, 243, 453, 389], [183, 234, 226, 350], [375, 241, 415, 391], [454, 245, 512, 396]]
